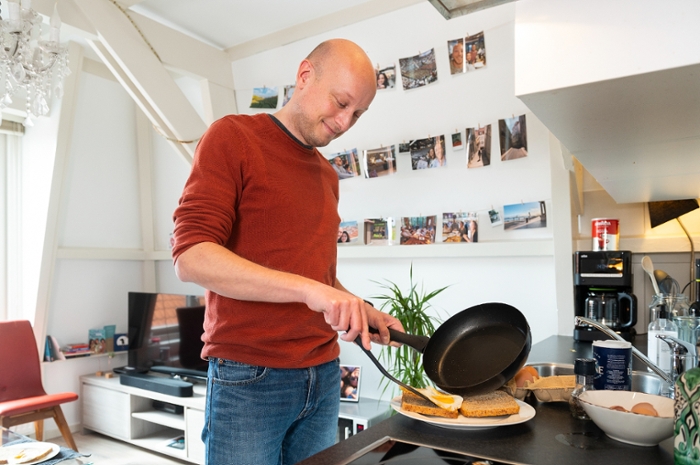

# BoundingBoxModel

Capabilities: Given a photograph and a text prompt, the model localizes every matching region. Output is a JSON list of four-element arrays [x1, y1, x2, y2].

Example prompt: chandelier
[[0, 0, 69, 126]]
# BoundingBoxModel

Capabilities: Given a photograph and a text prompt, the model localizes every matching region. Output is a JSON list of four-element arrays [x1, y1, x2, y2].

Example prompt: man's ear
[[296, 59, 314, 90]]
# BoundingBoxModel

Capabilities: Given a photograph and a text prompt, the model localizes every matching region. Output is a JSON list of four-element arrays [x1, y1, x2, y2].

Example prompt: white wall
[[231, 2, 562, 401], [514, 0, 700, 96]]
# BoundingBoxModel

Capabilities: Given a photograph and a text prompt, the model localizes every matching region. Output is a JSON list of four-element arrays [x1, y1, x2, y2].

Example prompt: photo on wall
[[410, 135, 446, 170], [447, 38, 465, 75], [249, 86, 279, 109], [488, 208, 503, 227], [465, 31, 486, 70], [398, 142, 413, 153], [466, 125, 491, 168], [375, 64, 396, 90], [400, 215, 437, 245], [364, 218, 395, 245], [363, 146, 397, 178], [451, 131, 464, 151], [499, 114, 528, 161], [282, 85, 295, 106], [442, 212, 478, 243], [340, 365, 361, 402], [337, 221, 359, 244], [399, 49, 438, 90], [504, 201, 547, 230], [327, 149, 361, 180]]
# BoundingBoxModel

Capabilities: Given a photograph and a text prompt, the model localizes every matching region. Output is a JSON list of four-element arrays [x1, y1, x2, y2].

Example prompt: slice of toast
[[459, 390, 520, 418], [401, 389, 459, 419]]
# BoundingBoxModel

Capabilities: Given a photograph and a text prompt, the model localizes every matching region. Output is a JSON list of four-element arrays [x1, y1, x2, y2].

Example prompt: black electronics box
[[119, 373, 193, 397], [153, 399, 184, 415]]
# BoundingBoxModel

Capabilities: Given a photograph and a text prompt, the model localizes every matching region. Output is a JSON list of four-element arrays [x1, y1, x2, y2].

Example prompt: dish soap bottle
[[569, 358, 596, 420], [674, 366, 700, 464]]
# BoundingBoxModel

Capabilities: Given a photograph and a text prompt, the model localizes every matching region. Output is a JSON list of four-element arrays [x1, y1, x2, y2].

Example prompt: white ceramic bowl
[[578, 390, 674, 446]]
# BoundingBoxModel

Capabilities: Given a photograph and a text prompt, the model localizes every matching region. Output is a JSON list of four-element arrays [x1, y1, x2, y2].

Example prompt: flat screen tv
[[126, 291, 208, 381]]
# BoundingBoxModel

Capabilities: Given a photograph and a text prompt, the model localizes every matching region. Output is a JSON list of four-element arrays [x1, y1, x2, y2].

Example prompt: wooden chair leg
[[34, 419, 44, 441], [52, 406, 78, 452]]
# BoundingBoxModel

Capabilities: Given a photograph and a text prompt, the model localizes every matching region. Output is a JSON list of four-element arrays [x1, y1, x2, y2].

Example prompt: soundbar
[[119, 373, 193, 397]]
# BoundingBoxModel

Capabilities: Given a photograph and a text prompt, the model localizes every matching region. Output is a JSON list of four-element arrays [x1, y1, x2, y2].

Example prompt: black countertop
[[298, 335, 674, 465]]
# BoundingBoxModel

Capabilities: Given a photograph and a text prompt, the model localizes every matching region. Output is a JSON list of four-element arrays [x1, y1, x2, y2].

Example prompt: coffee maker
[[574, 250, 638, 341]]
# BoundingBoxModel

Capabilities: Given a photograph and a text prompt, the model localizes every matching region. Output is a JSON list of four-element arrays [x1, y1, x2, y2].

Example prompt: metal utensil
[[353, 335, 440, 406], [642, 256, 661, 295]]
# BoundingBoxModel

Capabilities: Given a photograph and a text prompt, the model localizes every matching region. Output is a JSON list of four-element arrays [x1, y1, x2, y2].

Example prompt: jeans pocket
[[211, 358, 268, 387]]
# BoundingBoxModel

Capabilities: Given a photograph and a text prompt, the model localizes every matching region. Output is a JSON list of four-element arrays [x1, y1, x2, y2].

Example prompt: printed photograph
[[328, 149, 361, 180], [442, 212, 479, 243], [465, 31, 486, 70], [340, 365, 361, 402], [249, 86, 279, 109], [337, 221, 359, 244], [499, 114, 528, 161], [364, 146, 397, 178], [504, 201, 547, 230], [410, 135, 446, 170], [488, 208, 503, 227], [447, 38, 465, 75], [452, 131, 464, 151], [398, 142, 413, 153], [399, 49, 438, 90], [376, 64, 396, 90], [282, 85, 295, 106], [467, 125, 491, 168], [400, 216, 437, 245], [364, 218, 394, 245]]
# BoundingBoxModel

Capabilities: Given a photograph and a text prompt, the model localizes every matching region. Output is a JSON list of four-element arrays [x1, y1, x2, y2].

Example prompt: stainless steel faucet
[[574, 316, 674, 386]]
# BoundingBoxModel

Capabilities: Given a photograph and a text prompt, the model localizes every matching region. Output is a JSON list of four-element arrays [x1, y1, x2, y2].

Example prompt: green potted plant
[[372, 265, 448, 394]]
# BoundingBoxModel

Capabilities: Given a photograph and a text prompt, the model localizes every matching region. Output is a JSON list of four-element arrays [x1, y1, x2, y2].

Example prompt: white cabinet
[[80, 374, 205, 464]]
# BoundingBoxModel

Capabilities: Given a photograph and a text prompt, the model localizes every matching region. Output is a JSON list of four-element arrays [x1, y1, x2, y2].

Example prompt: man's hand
[[365, 303, 404, 348], [304, 285, 369, 349]]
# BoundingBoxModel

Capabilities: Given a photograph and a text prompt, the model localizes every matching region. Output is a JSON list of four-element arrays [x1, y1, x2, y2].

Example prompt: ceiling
[[126, 0, 376, 50]]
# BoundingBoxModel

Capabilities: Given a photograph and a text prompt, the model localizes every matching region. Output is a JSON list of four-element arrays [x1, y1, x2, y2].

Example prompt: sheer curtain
[[0, 122, 24, 321]]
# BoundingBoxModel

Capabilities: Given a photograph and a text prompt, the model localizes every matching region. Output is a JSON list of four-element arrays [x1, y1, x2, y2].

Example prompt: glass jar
[[569, 358, 596, 420]]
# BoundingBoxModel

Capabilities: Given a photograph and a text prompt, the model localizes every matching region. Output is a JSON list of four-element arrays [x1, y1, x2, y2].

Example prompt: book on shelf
[[44, 335, 66, 361]]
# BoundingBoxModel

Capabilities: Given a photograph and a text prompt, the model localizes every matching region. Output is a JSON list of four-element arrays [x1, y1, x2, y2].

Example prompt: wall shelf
[[337, 240, 554, 259]]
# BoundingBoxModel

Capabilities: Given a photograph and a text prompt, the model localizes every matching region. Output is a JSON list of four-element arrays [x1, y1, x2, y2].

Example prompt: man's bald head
[[306, 39, 375, 82], [274, 39, 377, 147]]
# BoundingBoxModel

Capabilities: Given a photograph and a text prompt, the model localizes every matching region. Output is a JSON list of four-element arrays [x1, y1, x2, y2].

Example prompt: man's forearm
[[174, 241, 319, 304]]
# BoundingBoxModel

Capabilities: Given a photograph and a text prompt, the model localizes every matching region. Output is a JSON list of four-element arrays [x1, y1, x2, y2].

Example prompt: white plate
[[0, 442, 60, 464], [391, 396, 536, 430]]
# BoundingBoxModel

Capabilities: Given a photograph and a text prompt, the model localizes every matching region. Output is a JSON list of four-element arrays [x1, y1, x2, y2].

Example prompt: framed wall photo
[[340, 365, 361, 402]]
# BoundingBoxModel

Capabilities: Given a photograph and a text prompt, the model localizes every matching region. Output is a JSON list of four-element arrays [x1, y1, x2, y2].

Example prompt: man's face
[[293, 59, 376, 148], [451, 43, 463, 64]]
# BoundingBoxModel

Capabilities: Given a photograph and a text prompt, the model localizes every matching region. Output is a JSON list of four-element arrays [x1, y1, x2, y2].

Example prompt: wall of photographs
[[230, 2, 565, 401], [232, 5, 554, 255]]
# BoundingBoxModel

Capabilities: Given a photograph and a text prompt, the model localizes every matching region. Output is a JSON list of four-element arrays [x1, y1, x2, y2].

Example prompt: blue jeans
[[203, 357, 340, 465]]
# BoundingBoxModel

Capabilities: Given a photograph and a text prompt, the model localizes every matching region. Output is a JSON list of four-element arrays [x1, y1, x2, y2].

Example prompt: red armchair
[[0, 320, 79, 450]]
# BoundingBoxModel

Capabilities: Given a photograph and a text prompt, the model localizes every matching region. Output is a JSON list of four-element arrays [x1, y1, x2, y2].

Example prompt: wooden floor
[[52, 430, 192, 465]]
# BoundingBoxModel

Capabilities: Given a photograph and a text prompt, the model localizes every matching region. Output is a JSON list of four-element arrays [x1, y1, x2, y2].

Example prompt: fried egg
[[416, 386, 463, 412]]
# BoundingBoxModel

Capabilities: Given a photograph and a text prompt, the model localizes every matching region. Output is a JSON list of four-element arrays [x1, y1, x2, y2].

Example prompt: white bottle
[[648, 305, 678, 375]]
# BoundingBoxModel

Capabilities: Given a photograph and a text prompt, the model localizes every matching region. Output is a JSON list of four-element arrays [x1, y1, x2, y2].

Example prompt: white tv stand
[[81, 374, 392, 464], [80, 374, 206, 464]]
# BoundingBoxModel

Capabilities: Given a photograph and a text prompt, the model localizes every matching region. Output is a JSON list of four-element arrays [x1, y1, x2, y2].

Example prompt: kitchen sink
[[527, 362, 671, 396]]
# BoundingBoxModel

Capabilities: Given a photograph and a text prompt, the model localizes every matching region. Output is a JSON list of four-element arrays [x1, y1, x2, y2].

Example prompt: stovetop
[[346, 438, 508, 465]]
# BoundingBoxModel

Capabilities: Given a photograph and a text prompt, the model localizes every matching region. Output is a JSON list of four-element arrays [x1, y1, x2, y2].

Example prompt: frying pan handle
[[368, 327, 429, 353], [353, 335, 438, 406]]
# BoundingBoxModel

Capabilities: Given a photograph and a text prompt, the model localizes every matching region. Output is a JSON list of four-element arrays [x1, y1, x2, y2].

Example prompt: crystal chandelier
[[0, 0, 69, 126]]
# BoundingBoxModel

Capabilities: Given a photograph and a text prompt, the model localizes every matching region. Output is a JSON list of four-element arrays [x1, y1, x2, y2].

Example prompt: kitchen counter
[[297, 335, 673, 465]]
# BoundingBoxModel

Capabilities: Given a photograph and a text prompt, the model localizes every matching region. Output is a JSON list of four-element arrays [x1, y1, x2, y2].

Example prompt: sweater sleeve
[[171, 117, 244, 263]]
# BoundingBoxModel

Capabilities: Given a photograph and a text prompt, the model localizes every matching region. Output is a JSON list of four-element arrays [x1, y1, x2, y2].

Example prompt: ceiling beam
[[227, 0, 425, 61], [32, 0, 233, 88]]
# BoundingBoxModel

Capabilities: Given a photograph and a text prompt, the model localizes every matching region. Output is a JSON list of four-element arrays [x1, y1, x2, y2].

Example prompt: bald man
[[172, 39, 403, 465]]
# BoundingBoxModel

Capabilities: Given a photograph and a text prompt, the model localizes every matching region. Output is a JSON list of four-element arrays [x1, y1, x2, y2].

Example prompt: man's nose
[[334, 109, 354, 132]]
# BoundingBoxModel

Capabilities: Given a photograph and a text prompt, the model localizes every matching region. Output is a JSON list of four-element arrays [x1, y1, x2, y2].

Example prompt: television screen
[[127, 292, 208, 379]]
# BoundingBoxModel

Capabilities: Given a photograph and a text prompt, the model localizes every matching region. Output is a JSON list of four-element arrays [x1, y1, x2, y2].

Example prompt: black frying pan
[[362, 302, 531, 396]]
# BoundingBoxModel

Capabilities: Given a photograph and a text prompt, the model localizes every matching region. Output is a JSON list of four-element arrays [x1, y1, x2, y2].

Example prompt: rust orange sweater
[[172, 114, 341, 368]]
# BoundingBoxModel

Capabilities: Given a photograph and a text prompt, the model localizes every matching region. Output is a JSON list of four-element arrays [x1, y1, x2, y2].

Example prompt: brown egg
[[609, 405, 628, 412], [630, 402, 658, 417], [514, 366, 539, 388]]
